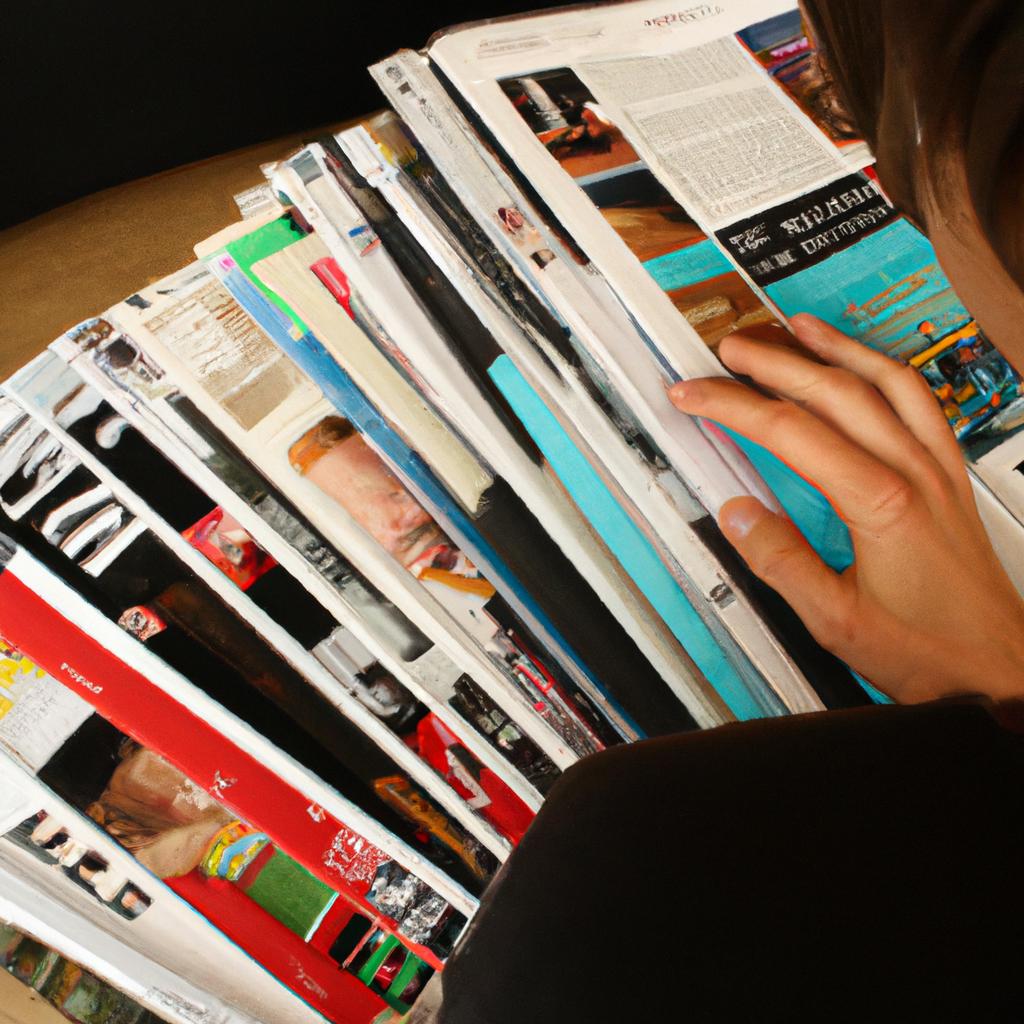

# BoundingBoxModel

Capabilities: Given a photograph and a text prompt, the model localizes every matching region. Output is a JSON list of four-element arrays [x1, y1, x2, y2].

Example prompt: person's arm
[[669, 314, 1024, 704]]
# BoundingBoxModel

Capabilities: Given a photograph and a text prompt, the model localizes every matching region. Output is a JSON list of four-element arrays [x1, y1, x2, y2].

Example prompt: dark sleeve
[[439, 700, 1024, 1023]]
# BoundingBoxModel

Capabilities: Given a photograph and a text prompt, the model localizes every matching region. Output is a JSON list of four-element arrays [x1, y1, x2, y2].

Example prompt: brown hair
[[802, 0, 1024, 288], [288, 415, 356, 474]]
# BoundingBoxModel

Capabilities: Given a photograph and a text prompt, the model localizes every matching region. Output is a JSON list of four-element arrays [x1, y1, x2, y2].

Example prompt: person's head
[[87, 742, 232, 877], [118, 886, 150, 917], [290, 417, 440, 568], [802, 0, 1024, 369]]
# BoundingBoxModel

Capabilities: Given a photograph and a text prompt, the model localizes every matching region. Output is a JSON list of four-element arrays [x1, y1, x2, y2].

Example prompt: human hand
[[669, 314, 1024, 705]]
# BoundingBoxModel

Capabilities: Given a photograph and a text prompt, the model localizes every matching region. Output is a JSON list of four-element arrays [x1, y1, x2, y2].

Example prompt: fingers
[[790, 314, 972, 500], [669, 377, 915, 536], [717, 331, 950, 499], [717, 497, 854, 646]]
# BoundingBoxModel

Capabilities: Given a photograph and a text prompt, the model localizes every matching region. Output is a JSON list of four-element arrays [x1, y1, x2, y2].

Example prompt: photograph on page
[[500, 68, 778, 348], [715, 173, 1024, 463], [32, 723, 454, 1009]]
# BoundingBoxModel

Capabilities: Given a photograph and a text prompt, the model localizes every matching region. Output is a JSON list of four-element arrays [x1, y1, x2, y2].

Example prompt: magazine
[[427, 0, 1024, 559], [0, 725, 317, 1024], [0, 542, 475, 1015], [1, 358, 527, 865]]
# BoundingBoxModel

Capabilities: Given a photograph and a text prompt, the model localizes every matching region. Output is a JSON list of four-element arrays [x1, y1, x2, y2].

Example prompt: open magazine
[[2, 2, 1023, 1021], [423, 0, 1024, 554]]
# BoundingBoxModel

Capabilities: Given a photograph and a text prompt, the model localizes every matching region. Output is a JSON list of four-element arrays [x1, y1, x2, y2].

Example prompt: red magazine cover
[[0, 539, 468, 1020]]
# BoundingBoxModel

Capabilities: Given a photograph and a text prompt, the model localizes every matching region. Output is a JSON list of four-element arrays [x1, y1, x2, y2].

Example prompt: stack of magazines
[[2, 2, 1023, 1021]]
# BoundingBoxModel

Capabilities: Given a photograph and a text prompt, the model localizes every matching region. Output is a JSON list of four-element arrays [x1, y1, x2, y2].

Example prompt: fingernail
[[791, 313, 828, 349], [720, 498, 770, 539], [669, 380, 699, 407]]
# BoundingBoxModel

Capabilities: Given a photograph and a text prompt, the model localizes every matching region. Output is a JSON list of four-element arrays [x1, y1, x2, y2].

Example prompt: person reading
[[435, 2, 1024, 1020]]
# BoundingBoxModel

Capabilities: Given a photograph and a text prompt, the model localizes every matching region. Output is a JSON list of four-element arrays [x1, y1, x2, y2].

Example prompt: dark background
[[1, 0, 567, 230]]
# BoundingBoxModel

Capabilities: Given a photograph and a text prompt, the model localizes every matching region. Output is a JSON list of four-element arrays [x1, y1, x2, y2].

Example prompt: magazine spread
[[428, 0, 1024, 545], [2, 3, 1023, 1019]]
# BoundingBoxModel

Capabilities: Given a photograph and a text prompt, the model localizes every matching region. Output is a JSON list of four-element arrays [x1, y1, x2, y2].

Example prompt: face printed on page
[[88, 745, 233, 879], [304, 433, 444, 569]]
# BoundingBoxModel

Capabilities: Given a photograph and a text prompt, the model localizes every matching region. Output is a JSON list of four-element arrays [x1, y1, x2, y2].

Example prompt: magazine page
[[103, 266, 579, 776], [429, 0, 861, 373], [0, 751, 318, 1024], [267, 142, 707, 738], [430, 0, 1024, 536], [2, 355, 524, 868], [46, 336, 555, 854], [971, 477, 1024, 598], [331, 99, 831, 717], [972, 433, 1024, 526]]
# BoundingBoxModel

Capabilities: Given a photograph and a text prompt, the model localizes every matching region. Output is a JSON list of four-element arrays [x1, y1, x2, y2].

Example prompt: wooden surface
[[0, 968, 67, 1024], [0, 117, 367, 381]]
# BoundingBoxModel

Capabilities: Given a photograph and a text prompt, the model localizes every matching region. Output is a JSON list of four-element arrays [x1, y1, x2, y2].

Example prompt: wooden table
[[0, 118, 366, 380]]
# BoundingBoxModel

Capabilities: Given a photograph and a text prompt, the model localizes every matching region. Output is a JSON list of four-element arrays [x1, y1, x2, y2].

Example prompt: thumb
[[719, 497, 852, 646]]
